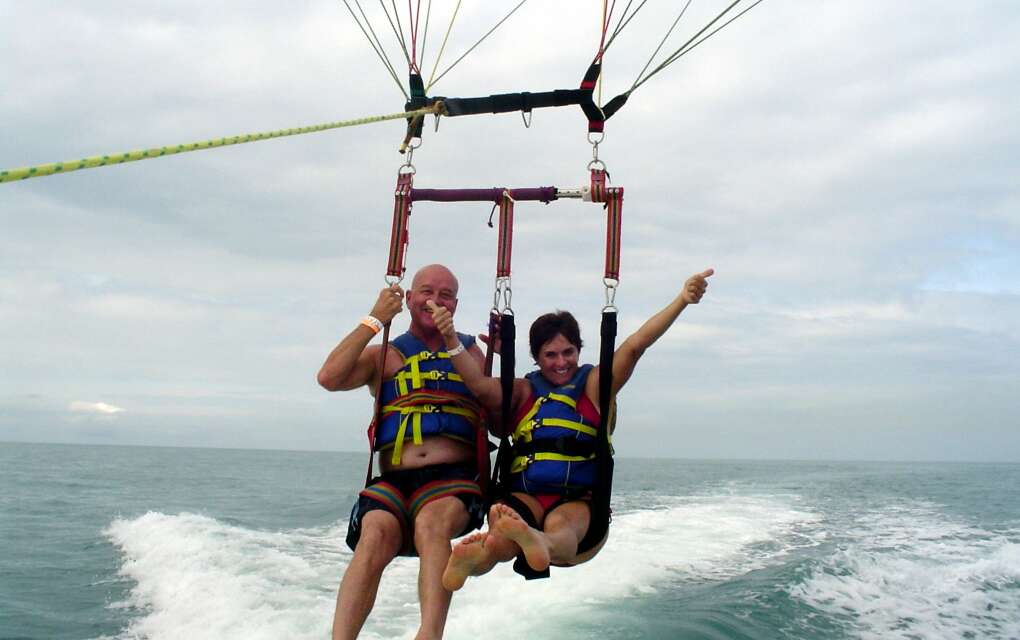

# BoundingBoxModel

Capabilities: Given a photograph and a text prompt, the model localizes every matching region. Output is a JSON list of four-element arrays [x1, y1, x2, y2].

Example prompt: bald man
[[318, 264, 487, 640]]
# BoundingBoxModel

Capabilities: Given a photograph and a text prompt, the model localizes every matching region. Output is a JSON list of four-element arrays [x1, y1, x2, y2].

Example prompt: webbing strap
[[604, 188, 624, 281], [388, 172, 414, 279], [496, 193, 514, 278], [493, 313, 516, 489], [578, 311, 617, 552], [579, 63, 605, 133], [479, 310, 502, 495], [366, 323, 392, 485], [590, 169, 608, 203], [415, 62, 625, 134]]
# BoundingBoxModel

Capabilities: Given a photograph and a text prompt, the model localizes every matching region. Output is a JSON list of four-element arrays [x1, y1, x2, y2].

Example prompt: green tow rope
[[0, 106, 439, 185]]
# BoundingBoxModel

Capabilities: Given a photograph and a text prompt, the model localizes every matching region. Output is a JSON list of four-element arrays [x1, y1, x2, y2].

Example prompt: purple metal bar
[[410, 186, 559, 203]]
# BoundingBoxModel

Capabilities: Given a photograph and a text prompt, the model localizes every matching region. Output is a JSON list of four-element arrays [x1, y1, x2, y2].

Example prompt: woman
[[429, 268, 714, 589]]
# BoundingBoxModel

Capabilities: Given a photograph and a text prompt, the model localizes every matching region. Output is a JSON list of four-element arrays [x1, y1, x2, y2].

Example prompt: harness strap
[[604, 188, 624, 281], [366, 324, 392, 486], [478, 310, 502, 495], [403, 73, 428, 145], [579, 63, 606, 133], [590, 168, 607, 203], [410, 62, 626, 134], [493, 313, 517, 490], [578, 310, 617, 552], [388, 172, 413, 279], [496, 192, 514, 278]]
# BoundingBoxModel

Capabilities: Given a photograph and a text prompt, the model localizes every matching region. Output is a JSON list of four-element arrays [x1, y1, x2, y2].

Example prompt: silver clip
[[603, 278, 619, 311]]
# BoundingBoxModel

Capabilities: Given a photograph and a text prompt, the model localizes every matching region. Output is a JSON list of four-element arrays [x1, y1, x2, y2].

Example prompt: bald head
[[406, 264, 460, 336], [411, 264, 459, 297]]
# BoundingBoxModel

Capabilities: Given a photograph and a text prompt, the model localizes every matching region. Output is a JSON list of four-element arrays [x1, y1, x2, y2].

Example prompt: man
[[317, 264, 487, 640]]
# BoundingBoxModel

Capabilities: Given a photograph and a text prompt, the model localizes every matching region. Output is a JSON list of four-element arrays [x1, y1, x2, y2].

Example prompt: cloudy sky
[[2, 1, 1018, 462]]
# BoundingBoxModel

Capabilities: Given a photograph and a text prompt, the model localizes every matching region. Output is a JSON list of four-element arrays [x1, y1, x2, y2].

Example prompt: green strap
[[1, 106, 439, 184]]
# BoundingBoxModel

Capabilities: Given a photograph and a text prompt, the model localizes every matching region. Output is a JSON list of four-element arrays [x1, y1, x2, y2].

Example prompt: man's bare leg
[[412, 496, 470, 640], [333, 510, 403, 640]]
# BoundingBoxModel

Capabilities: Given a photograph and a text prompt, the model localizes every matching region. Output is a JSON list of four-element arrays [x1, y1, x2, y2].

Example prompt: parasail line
[[629, 0, 693, 94], [343, 0, 408, 98], [603, 0, 650, 53], [632, 0, 766, 92], [425, 0, 462, 91], [426, 0, 528, 92], [380, 0, 412, 69], [0, 107, 440, 185]]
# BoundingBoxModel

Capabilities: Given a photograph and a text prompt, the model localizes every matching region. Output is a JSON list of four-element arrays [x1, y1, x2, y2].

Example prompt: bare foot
[[490, 503, 550, 572], [442, 532, 487, 591]]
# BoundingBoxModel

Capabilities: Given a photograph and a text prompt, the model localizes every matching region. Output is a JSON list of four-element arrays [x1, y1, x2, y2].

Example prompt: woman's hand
[[680, 269, 714, 305]]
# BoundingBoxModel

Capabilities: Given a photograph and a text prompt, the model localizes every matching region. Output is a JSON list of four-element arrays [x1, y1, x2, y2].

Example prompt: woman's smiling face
[[536, 333, 579, 386]]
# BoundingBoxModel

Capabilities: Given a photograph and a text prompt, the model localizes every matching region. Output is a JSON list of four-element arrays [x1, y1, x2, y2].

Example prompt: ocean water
[[1, 443, 1018, 640]]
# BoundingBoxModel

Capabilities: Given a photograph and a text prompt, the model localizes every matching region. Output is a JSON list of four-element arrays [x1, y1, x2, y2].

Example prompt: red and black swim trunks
[[345, 462, 485, 557]]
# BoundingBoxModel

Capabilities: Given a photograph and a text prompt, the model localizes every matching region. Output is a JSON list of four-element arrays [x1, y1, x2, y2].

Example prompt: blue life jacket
[[375, 331, 482, 465], [510, 364, 601, 494]]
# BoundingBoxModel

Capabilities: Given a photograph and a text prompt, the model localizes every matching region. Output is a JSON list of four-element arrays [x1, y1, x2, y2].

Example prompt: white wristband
[[446, 342, 466, 357]]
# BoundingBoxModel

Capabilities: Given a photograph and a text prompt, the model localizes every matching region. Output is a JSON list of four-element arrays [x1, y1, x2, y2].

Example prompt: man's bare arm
[[317, 285, 405, 391]]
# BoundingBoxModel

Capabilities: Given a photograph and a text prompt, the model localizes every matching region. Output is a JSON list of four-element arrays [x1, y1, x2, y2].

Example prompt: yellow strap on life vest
[[510, 451, 596, 474], [512, 400, 543, 442], [410, 354, 422, 390], [383, 403, 481, 465], [513, 393, 597, 442], [546, 392, 577, 408], [392, 350, 458, 394], [540, 418, 598, 437]]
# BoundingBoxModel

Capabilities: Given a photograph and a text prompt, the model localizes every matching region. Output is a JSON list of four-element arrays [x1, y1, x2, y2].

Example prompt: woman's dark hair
[[529, 310, 583, 361]]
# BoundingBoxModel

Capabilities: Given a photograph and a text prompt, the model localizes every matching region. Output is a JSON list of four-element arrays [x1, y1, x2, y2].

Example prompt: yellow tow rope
[[1, 106, 441, 185]]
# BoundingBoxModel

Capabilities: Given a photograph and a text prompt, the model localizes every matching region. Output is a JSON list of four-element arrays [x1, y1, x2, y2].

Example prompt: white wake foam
[[790, 503, 1020, 640], [103, 494, 818, 639], [104, 512, 343, 640]]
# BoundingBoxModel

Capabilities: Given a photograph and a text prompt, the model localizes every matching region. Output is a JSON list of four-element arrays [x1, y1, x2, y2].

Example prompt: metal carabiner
[[502, 282, 514, 315], [602, 277, 619, 311], [492, 277, 514, 314]]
